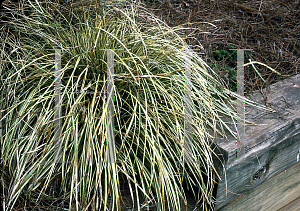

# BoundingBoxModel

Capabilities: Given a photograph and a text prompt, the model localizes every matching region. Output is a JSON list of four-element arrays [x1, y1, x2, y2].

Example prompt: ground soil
[[141, 0, 300, 97]]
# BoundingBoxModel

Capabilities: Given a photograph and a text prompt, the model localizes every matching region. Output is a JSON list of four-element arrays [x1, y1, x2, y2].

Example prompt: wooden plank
[[216, 161, 300, 211], [278, 196, 300, 211], [214, 74, 300, 209]]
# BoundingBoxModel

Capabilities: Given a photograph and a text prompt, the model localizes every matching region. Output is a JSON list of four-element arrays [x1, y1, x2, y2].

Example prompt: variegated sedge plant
[[0, 0, 275, 210]]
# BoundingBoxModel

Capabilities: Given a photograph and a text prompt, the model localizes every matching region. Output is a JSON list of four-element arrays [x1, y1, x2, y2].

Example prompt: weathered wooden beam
[[214, 74, 300, 210], [217, 160, 300, 211]]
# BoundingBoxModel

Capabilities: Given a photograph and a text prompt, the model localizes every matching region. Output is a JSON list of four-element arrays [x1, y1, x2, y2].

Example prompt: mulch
[[141, 0, 300, 96]]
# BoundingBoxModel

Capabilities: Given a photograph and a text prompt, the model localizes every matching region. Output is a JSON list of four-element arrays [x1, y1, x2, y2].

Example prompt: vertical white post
[[184, 48, 194, 164], [106, 49, 119, 211], [236, 49, 245, 161], [54, 49, 62, 163], [106, 49, 116, 164]]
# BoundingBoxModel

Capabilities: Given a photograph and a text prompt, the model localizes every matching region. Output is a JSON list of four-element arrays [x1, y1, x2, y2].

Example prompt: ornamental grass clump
[[0, 0, 273, 210]]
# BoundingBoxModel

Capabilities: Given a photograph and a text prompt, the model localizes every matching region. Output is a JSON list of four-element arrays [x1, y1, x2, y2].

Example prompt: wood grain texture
[[213, 74, 300, 210], [217, 161, 300, 211]]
